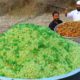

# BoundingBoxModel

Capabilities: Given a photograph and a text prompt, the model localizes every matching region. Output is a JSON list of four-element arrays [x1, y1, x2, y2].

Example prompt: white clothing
[[67, 10, 80, 21], [76, 1, 80, 5]]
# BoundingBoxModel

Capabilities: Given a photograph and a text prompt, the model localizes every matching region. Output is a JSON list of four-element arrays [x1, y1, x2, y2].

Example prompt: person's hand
[[65, 8, 68, 11], [65, 8, 68, 16]]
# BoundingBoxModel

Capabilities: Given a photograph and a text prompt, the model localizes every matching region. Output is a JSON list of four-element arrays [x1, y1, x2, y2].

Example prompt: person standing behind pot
[[49, 11, 63, 31], [65, 0, 80, 21]]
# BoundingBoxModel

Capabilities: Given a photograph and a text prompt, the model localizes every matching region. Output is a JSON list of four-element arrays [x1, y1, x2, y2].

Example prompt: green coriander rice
[[0, 24, 80, 79]]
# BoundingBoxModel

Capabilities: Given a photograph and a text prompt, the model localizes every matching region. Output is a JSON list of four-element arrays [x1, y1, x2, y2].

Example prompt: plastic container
[[54, 22, 80, 43]]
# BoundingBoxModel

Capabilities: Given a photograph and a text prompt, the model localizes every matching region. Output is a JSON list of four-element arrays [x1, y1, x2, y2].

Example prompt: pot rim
[[0, 68, 80, 80]]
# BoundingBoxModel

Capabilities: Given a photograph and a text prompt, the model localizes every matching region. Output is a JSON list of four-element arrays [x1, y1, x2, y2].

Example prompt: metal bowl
[[54, 22, 80, 43]]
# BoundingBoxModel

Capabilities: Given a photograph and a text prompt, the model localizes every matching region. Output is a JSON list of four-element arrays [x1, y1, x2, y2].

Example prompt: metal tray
[[54, 22, 80, 43]]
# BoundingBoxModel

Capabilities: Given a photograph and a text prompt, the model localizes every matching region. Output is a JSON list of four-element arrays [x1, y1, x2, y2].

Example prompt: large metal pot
[[0, 23, 80, 80]]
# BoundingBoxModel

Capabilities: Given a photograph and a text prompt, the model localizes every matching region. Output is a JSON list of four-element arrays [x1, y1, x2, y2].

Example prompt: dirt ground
[[23, 13, 72, 26], [0, 13, 72, 33]]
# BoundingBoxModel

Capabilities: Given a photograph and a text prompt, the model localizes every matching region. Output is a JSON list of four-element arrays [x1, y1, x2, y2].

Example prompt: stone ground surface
[[0, 13, 72, 33]]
